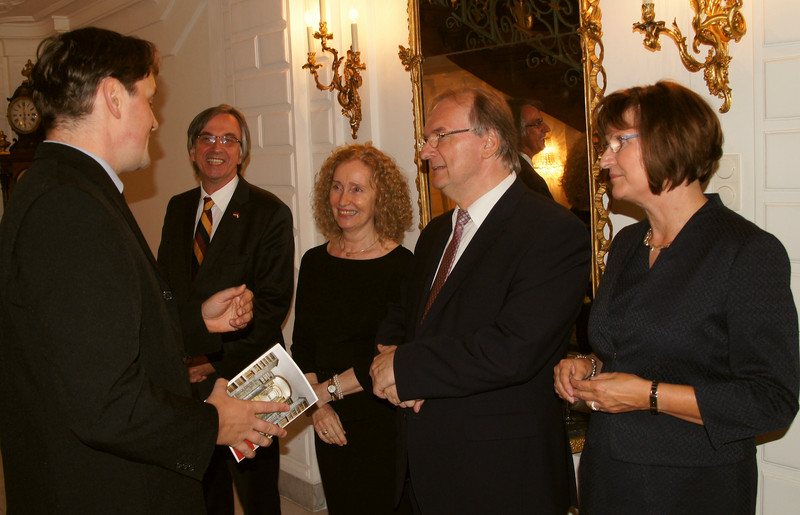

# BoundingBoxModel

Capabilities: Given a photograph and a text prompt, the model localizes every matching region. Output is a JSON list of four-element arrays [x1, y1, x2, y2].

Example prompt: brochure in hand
[[226, 343, 317, 462]]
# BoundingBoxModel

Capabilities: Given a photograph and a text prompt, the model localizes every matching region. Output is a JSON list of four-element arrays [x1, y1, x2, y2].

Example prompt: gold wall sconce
[[633, 0, 746, 113], [303, 1, 366, 139]]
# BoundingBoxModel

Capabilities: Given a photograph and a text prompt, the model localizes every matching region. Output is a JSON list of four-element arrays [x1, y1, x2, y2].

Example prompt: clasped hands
[[553, 357, 649, 414], [370, 345, 424, 413], [202, 284, 254, 333]]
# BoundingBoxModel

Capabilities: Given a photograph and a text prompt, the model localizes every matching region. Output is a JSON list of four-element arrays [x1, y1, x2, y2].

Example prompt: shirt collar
[[457, 172, 515, 229], [200, 175, 239, 214], [45, 140, 124, 193]]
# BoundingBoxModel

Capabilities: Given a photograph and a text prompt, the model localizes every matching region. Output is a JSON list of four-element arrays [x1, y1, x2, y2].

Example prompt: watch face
[[327, 384, 337, 394], [8, 96, 40, 134]]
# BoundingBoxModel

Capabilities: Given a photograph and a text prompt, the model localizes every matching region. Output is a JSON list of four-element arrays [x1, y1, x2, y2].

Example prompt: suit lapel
[[418, 179, 523, 327], [177, 189, 201, 284], [412, 214, 453, 325]]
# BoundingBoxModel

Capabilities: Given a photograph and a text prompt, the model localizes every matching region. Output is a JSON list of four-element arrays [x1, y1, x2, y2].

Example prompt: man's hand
[[370, 344, 397, 399], [206, 378, 289, 459], [202, 284, 254, 333], [188, 362, 215, 383], [399, 398, 425, 413]]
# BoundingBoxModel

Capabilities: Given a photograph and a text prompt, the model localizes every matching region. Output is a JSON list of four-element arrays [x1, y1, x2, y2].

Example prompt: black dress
[[291, 244, 413, 514], [580, 195, 799, 514]]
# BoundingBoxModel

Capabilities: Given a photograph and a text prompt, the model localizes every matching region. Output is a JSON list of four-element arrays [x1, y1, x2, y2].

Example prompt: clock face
[[8, 96, 40, 135]]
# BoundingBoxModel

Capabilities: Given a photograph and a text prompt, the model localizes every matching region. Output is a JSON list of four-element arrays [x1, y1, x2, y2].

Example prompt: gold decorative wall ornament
[[304, 18, 366, 139], [633, 0, 746, 113]]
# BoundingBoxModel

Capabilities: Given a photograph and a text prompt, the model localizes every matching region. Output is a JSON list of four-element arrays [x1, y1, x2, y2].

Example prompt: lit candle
[[643, 0, 654, 5], [305, 12, 314, 52], [350, 9, 359, 53], [319, 0, 326, 23]]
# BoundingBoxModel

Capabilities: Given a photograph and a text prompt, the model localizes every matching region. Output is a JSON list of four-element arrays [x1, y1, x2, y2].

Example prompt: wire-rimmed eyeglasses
[[525, 119, 545, 129], [605, 134, 639, 153], [417, 128, 474, 151], [196, 134, 242, 148]]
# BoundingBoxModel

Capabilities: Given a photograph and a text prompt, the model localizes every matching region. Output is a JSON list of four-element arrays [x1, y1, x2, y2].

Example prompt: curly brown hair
[[313, 143, 413, 244]]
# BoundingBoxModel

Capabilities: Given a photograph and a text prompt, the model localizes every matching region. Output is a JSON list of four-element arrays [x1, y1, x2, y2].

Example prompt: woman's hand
[[554, 357, 594, 403], [312, 404, 347, 446], [571, 372, 650, 413]]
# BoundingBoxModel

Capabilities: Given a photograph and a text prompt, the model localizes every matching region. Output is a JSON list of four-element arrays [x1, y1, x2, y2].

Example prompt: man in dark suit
[[0, 28, 288, 513], [370, 87, 589, 513], [507, 97, 554, 199], [158, 105, 294, 514]]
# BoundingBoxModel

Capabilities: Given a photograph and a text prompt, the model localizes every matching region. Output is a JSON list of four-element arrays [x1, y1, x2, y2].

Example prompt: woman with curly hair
[[291, 143, 413, 514]]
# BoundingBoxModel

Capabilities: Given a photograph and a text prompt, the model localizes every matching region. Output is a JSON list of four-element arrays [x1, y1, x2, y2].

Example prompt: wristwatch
[[327, 378, 338, 401], [327, 374, 343, 401]]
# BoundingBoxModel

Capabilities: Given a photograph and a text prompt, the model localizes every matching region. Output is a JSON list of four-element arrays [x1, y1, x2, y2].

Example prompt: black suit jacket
[[518, 154, 554, 199], [157, 176, 294, 397], [0, 143, 218, 513], [588, 195, 799, 468], [376, 178, 589, 513]]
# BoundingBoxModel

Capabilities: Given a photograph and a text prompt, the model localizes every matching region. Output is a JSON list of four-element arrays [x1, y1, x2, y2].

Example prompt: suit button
[[162, 290, 173, 300]]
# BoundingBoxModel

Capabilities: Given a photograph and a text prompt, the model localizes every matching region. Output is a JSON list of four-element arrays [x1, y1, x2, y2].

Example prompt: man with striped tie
[[158, 105, 294, 514]]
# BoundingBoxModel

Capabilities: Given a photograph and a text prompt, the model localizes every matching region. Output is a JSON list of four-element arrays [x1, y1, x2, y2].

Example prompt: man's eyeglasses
[[196, 134, 242, 147], [417, 128, 474, 150], [605, 134, 639, 153], [525, 119, 545, 129]]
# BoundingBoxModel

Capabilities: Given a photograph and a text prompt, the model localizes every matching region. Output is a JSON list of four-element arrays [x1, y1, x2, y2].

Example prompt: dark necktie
[[422, 208, 471, 322], [192, 196, 214, 278]]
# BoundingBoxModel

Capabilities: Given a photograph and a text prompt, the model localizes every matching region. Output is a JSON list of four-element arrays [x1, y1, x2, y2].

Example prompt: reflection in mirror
[[401, 0, 609, 290]]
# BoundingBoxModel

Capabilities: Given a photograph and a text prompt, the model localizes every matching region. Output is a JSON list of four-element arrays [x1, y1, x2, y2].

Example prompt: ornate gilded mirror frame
[[400, 0, 610, 290]]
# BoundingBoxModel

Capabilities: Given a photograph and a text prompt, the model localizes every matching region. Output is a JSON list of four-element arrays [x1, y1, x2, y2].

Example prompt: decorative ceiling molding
[[0, 1, 26, 15]]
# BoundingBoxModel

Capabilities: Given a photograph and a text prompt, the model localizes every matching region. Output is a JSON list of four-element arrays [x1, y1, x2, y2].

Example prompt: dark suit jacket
[[518, 154, 554, 200], [588, 195, 799, 468], [0, 142, 218, 513], [376, 178, 589, 513], [157, 176, 294, 397]]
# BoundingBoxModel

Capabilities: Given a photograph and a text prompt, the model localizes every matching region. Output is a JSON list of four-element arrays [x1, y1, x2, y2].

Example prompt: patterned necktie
[[422, 208, 471, 322], [192, 196, 214, 279]]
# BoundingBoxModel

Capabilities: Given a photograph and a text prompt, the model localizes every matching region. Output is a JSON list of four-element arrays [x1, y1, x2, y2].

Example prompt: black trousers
[[203, 439, 281, 515]]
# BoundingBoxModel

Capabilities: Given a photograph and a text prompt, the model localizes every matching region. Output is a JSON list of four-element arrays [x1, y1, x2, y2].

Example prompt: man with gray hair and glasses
[[507, 97, 555, 199], [158, 104, 294, 514], [371, 86, 588, 513]]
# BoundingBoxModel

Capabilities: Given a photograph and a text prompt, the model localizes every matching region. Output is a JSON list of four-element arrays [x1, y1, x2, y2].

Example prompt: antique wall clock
[[0, 59, 45, 207]]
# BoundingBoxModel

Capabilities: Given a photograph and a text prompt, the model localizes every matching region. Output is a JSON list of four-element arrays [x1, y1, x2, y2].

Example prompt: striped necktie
[[192, 196, 214, 278], [421, 208, 470, 322]]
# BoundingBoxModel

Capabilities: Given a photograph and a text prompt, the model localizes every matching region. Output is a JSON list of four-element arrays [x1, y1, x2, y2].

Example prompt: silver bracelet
[[332, 373, 344, 400], [576, 354, 597, 379]]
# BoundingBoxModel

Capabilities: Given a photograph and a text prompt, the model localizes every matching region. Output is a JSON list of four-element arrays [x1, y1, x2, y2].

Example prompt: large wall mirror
[[401, 0, 610, 291]]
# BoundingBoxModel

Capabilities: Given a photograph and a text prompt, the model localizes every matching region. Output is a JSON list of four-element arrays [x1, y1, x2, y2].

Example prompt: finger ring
[[590, 401, 598, 411], [322, 430, 328, 435]]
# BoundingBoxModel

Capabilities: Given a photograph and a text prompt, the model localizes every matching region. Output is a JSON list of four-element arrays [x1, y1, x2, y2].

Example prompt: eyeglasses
[[525, 119, 545, 129], [605, 134, 639, 153], [417, 128, 474, 150], [196, 134, 242, 147]]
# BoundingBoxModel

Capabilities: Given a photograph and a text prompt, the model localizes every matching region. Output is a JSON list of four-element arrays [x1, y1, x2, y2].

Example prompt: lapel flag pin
[[232, 212, 240, 219]]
